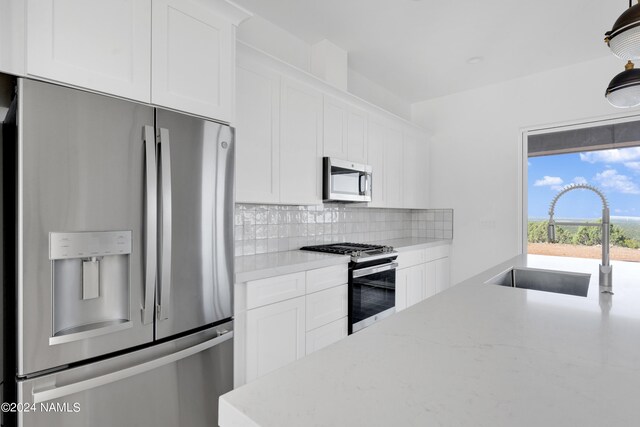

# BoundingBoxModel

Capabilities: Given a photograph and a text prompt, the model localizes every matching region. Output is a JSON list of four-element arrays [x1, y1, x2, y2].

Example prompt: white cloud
[[579, 147, 640, 164], [625, 161, 640, 173], [573, 176, 588, 185], [534, 176, 563, 187], [534, 176, 564, 191], [593, 169, 640, 195]]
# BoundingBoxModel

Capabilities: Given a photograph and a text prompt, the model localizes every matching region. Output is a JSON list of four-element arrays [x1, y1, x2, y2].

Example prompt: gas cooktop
[[300, 242, 396, 263]]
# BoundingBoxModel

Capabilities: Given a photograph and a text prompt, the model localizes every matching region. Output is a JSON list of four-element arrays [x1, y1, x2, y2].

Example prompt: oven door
[[349, 261, 397, 333]]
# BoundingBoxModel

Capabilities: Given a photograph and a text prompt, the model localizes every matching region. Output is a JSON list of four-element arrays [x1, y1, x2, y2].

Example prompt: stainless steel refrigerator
[[1, 78, 234, 427]]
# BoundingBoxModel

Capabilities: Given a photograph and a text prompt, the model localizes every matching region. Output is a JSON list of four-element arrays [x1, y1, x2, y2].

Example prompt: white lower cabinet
[[245, 296, 306, 383], [396, 245, 451, 311], [306, 317, 348, 354], [434, 257, 451, 293], [236, 264, 348, 386], [306, 284, 348, 331], [404, 264, 427, 309]]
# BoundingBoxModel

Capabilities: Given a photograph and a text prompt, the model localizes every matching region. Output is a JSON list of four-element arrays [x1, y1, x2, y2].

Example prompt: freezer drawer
[[15, 324, 233, 427]]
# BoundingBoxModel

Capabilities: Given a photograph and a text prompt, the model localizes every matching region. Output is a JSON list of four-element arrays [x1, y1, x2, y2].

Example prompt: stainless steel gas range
[[301, 243, 398, 333]]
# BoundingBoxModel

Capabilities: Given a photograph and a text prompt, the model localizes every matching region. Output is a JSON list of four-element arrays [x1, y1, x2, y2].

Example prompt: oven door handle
[[352, 262, 398, 278]]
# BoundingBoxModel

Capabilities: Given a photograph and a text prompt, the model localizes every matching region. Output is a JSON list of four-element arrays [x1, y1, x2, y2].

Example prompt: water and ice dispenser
[[49, 231, 132, 345]]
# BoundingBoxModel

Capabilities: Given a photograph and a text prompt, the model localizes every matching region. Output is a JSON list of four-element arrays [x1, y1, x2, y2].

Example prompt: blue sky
[[528, 147, 640, 219]]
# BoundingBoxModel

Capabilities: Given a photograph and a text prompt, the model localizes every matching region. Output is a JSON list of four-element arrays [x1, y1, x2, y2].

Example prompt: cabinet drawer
[[396, 249, 425, 269], [306, 317, 347, 355], [305, 284, 348, 331], [306, 264, 348, 294], [246, 272, 306, 310], [426, 244, 450, 262]]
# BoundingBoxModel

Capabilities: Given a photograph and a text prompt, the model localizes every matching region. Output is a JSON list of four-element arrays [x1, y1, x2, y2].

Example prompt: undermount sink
[[486, 267, 591, 297]]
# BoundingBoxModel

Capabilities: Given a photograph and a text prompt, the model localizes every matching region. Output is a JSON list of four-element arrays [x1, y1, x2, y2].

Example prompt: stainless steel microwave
[[323, 157, 372, 202]]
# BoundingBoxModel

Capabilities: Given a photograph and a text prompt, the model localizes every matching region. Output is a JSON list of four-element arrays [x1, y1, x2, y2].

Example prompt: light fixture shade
[[605, 64, 640, 107], [605, 2, 640, 59]]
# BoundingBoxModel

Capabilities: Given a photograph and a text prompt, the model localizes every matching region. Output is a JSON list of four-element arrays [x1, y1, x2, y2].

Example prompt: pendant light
[[606, 60, 640, 107], [605, 1, 640, 107], [605, 0, 640, 59]]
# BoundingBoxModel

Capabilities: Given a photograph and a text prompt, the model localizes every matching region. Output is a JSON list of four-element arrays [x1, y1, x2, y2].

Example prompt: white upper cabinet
[[152, 0, 234, 121], [236, 58, 280, 203], [323, 96, 349, 159], [23, 0, 249, 121], [235, 45, 429, 207], [280, 77, 323, 205], [403, 128, 429, 209], [367, 115, 387, 208], [384, 123, 404, 208], [26, 0, 152, 102], [322, 95, 368, 164], [347, 106, 368, 164], [371, 116, 426, 209], [0, 0, 25, 76]]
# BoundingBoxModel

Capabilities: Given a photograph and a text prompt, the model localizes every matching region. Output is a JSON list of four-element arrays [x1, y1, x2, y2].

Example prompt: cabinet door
[[435, 257, 451, 293], [306, 317, 347, 355], [323, 95, 348, 159], [152, 0, 233, 121], [323, 96, 368, 164], [368, 116, 387, 207], [403, 129, 430, 209], [405, 264, 426, 308], [236, 59, 280, 203], [306, 285, 348, 331], [384, 123, 404, 208], [416, 132, 430, 208], [347, 107, 368, 164], [0, 0, 25, 76], [26, 0, 151, 102], [245, 296, 306, 383], [425, 260, 437, 299], [396, 268, 408, 312], [280, 77, 322, 205]]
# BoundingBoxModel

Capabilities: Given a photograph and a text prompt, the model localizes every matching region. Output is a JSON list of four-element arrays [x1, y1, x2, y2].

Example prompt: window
[[527, 146, 640, 262]]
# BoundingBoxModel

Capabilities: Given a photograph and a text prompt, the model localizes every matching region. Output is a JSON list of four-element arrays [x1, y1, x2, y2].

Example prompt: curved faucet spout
[[546, 183, 612, 289]]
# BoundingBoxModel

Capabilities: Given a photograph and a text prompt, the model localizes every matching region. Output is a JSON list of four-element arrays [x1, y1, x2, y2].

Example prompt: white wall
[[411, 56, 626, 284], [349, 69, 411, 120], [236, 15, 311, 72], [236, 15, 411, 119]]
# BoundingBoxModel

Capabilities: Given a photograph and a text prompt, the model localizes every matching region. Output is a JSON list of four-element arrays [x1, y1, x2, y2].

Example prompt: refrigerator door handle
[[157, 127, 172, 321], [142, 125, 157, 325], [31, 331, 233, 404]]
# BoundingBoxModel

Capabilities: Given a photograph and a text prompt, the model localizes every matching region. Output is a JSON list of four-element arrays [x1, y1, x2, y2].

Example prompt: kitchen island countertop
[[221, 254, 640, 426]]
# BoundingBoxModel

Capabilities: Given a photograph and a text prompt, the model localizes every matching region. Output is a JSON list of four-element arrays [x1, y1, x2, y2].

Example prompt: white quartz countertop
[[235, 238, 450, 283], [221, 255, 640, 427]]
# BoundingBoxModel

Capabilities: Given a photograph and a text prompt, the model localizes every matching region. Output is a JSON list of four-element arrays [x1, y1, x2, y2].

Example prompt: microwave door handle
[[359, 173, 365, 195], [142, 126, 157, 325], [158, 128, 172, 321]]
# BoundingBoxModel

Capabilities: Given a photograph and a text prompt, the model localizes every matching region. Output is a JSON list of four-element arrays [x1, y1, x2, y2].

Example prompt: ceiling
[[233, 0, 624, 102]]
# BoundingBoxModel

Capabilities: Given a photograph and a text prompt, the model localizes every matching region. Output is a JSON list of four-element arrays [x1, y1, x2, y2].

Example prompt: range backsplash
[[234, 204, 453, 256]]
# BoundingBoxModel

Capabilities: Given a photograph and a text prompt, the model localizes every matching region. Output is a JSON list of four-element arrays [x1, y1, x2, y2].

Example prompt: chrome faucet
[[547, 184, 613, 291]]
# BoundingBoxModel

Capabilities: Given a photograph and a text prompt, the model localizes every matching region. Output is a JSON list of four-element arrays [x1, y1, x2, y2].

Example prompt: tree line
[[528, 221, 640, 249]]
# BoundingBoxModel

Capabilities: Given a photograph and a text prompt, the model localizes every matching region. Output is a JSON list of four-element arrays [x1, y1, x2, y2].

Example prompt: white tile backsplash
[[234, 204, 454, 256]]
